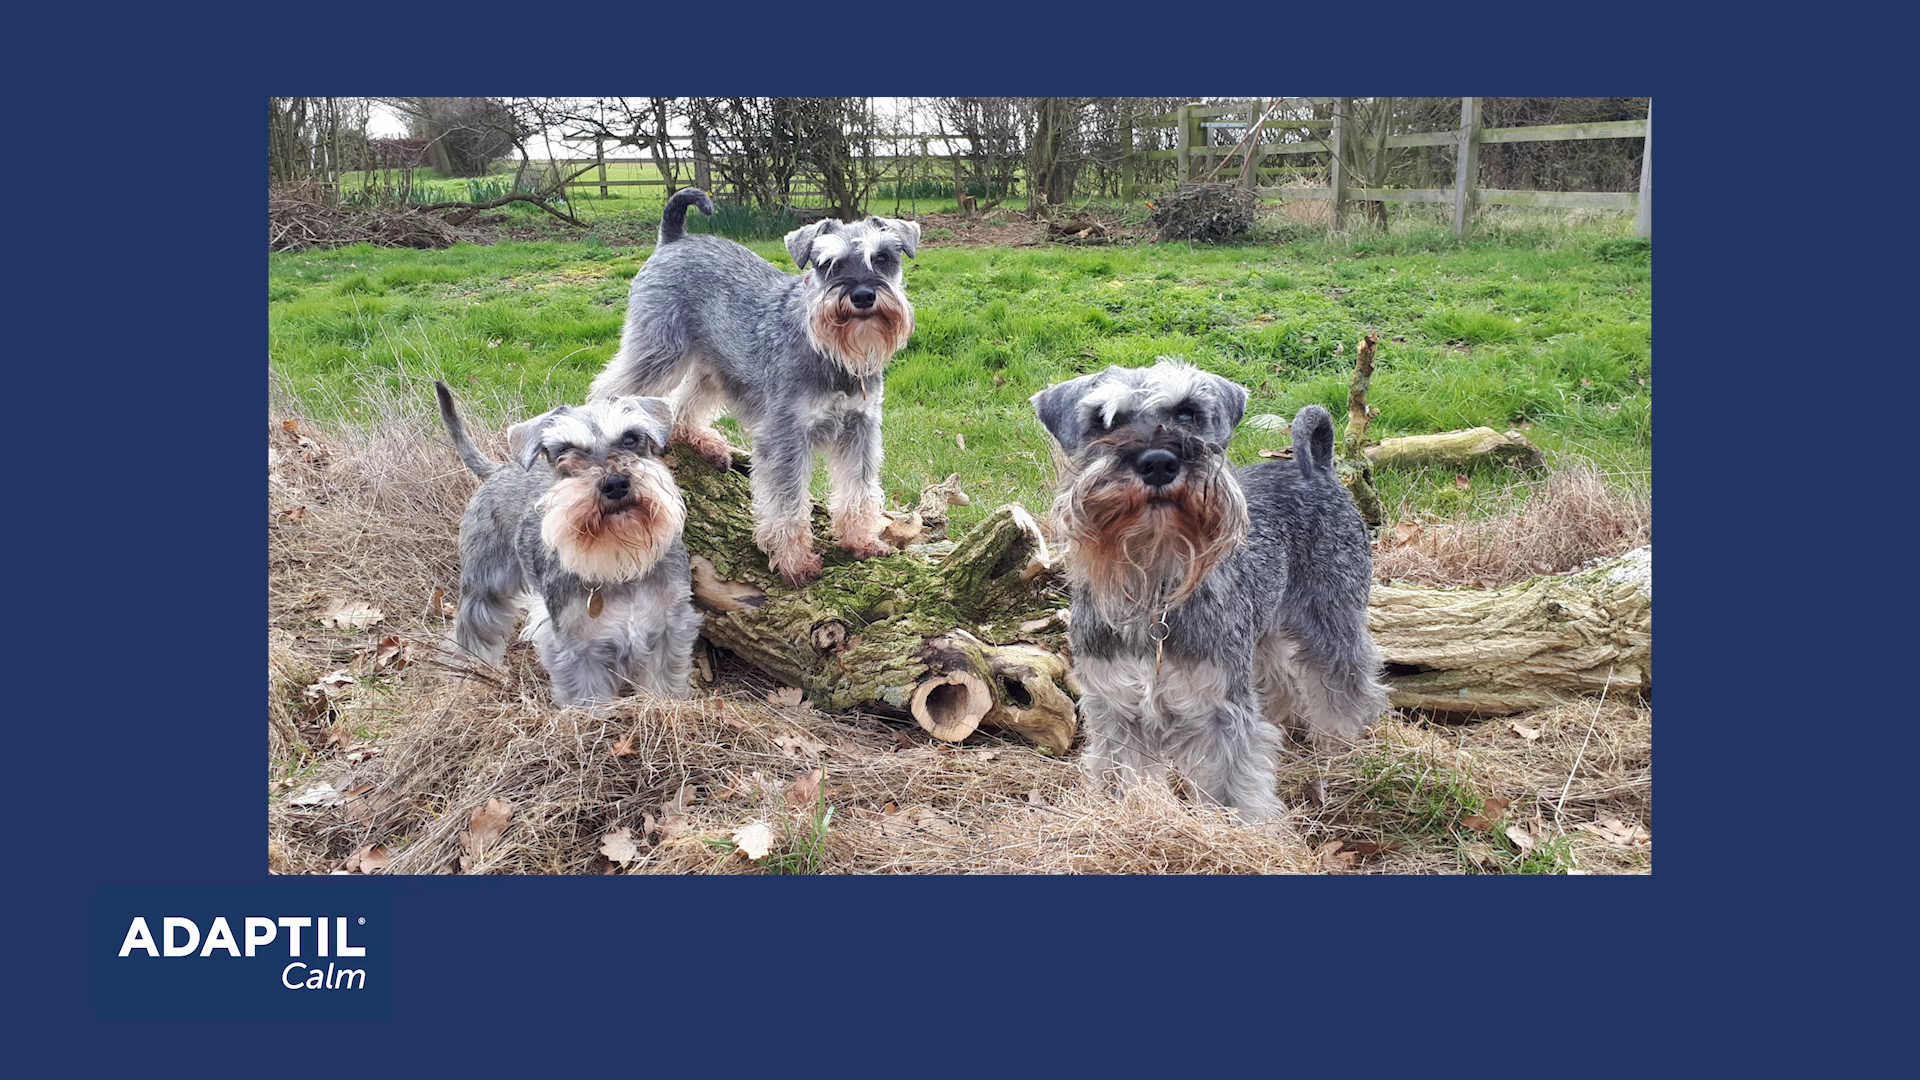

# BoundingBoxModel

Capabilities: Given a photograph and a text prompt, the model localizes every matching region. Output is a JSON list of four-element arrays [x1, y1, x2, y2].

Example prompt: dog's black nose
[[599, 474, 631, 499], [1133, 448, 1180, 488], [849, 286, 877, 309]]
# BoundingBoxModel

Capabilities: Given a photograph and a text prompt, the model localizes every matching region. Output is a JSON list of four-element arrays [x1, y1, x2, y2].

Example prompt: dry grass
[[268, 387, 1650, 876], [1373, 463, 1651, 588]]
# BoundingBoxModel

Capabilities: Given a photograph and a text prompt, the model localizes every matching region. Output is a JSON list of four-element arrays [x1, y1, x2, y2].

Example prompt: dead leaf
[[786, 768, 823, 809], [287, 782, 343, 808], [302, 669, 356, 703], [1308, 777, 1329, 807], [1257, 447, 1291, 459], [609, 733, 637, 759], [1025, 788, 1050, 808], [1482, 797, 1511, 820], [600, 828, 640, 866], [317, 599, 384, 629], [774, 734, 830, 758], [766, 687, 804, 708], [278, 506, 307, 524], [890, 731, 917, 752], [1460, 814, 1492, 831], [1510, 722, 1542, 742], [955, 432, 966, 450], [1388, 520, 1424, 547], [1504, 825, 1536, 853], [1315, 840, 1359, 872], [428, 588, 451, 620], [281, 419, 300, 434], [1574, 818, 1651, 846], [458, 798, 513, 871], [731, 821, 777, 861], [1455, 473, 1472, 492], [370, 635, 413, 673], [343, 845, 389, 874]]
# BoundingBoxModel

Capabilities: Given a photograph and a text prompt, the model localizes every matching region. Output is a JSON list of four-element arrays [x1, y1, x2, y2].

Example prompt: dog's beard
[[537, 458, 686, 585], [1053, 452, 1249, 622], [806, 285, 913, 379]]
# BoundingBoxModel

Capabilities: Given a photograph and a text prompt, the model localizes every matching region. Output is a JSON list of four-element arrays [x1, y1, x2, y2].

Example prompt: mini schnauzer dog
[[589, 188, 919, 586], [1033, 359, 1388, 823], [434, 381, 701, 706]]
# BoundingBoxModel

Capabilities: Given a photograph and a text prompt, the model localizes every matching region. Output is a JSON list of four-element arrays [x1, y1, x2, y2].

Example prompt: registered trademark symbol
[[358, 918, 366, 925]]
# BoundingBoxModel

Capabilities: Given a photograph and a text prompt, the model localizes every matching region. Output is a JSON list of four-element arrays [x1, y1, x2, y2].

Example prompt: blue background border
[[15, 4, 1830, 1069]]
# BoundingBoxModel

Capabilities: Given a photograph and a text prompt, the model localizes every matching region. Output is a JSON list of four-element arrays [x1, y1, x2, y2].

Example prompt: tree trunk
[[668, 452, 1648, 748], [1363, 427, 1547, 473], [674, 451, 1077, 754], [1372, 547, 1650, 715]]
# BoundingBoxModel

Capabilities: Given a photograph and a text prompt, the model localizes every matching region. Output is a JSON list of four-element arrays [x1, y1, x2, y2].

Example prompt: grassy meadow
[[268, 210, 1650, 529]]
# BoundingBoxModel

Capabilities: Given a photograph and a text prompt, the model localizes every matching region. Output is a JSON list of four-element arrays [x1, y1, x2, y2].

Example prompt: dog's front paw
[[769, 545, 824, 587], [838, 537, 894, 561]]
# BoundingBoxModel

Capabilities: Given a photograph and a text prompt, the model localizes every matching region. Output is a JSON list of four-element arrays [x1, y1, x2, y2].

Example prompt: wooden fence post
[[1452, 96, 1481, 238], [595, 137, 608, 198], [1176, 103, 1192, 184], [1636, 99, 1652, 239], [1331, 97, 1349, 230], [1121, 114, 1136, 201], [1243, 99, 1263, 190]]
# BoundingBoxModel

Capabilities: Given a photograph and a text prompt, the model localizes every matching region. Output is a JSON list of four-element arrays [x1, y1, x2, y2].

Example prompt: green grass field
[[268, 212, 1649, 528]]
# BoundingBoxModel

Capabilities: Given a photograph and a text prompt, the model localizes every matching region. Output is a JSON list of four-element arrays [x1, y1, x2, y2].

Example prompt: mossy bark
[[1364, 427, 1547, 473], [673, 450, 1075, 753], [674, 449, 1650, 746], [1372, 547, 1651, 715]]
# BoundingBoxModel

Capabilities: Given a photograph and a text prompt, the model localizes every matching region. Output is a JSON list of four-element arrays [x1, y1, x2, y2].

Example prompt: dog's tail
[[1290, 404, 1338, 482], [435, 380, 499, 479], [659, 188, 716, 245]]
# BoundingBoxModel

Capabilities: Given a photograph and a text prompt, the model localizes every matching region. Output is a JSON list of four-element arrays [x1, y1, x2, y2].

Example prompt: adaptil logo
[[118, 916, 371, 990], [95, 888, 392, 1019]]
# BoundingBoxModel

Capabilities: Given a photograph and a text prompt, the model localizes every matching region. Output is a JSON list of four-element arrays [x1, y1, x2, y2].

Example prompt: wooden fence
[[544, 97, 1652, 238], [1149, 97, 1651, 238]]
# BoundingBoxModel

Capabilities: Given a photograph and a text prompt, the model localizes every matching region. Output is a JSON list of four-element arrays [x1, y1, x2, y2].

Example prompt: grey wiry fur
[[435, 382, 701, 706], [590, 189, 920, 585], [1033, 359, 1389, 824]]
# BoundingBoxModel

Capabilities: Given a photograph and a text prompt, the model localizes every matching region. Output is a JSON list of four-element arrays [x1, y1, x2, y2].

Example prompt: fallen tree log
[[669, 449, 1648, 749], [675, 450, 1077, 754], [1372, 547, 1650, 715], [1363, 427, 1546, 472]]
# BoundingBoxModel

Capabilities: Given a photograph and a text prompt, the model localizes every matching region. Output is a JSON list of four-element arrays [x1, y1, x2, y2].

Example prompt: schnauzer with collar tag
[[1032, 359, 1388, 823], [589, 188, 919, 586], [435, 382, 701, 706]]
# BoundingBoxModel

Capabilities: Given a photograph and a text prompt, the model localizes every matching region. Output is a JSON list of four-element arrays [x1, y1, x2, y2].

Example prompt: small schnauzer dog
[[434, 381, 701, 706], [1033, 359, 1388, 823], [589, 188, 919, 586]]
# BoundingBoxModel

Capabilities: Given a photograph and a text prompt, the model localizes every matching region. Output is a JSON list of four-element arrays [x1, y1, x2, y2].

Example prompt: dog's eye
[[1175, 408, 1197, 424], [816, 258, 836, 273], [620, 433, 640, 449]]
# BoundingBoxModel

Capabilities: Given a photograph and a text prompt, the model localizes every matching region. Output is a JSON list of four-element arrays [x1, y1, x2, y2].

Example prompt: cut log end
[[911, 670, 993, 742]]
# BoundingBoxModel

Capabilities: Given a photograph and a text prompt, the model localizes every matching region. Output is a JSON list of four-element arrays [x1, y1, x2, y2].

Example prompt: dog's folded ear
[[613, 396, 675, 454], [784, 218, 837, 269], [1031, 371, 1109, 453], [1203, 372, 1250, 436], [506, 406, 573, 470], [868, 215, 920, 258]]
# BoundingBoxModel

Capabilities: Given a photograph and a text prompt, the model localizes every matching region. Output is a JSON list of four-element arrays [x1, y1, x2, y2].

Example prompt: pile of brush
[[269, 184, 467, 252], [1149, 182, 1257, 242]]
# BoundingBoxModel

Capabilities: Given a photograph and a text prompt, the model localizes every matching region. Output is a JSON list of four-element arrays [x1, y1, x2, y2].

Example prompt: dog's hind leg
[[589, 302, 693, 402], [1262, 632, 1387, 749], [663, 368, 737, 468]]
